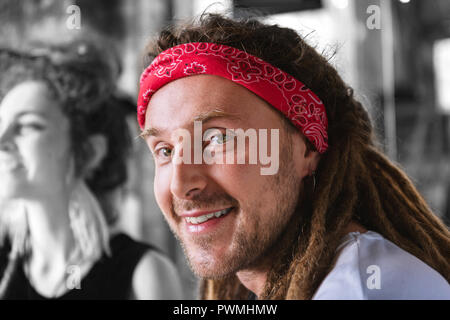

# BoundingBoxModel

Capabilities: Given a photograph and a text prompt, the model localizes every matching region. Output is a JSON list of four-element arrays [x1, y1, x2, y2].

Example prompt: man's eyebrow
[[193, 109, 241, 123], [139, 127, 160, 139], [139, 109, 241, 139]]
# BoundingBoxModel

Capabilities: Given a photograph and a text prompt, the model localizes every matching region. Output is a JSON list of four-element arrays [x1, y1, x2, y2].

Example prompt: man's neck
[[235, 239, 280, 298], [236, 268, 267, 298], [235, 220, 368, 298]]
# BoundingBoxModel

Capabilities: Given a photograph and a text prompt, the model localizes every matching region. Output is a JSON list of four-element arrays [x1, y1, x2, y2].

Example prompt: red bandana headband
[[137, 42, 329, 153]]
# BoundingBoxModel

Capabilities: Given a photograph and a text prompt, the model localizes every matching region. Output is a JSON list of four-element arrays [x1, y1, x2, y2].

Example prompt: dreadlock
[[144, 13, 450, 299]]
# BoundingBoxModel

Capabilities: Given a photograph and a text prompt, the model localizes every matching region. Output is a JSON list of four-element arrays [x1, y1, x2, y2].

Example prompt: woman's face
[[0, 81, 73, 200]]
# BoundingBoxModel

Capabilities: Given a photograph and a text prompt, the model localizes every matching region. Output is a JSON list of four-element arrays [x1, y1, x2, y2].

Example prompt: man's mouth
[[184, 207, 234, 225]]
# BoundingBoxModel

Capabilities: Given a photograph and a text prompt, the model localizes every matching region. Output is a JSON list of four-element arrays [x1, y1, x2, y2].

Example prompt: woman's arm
[[131, 250, 184, 300]]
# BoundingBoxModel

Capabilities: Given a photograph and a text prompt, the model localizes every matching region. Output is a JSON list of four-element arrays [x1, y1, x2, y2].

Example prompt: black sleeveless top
[[0, 233, 155, 300]]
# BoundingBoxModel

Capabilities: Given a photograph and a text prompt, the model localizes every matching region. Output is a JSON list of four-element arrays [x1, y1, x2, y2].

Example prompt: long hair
[[144, 13, 450, 299]]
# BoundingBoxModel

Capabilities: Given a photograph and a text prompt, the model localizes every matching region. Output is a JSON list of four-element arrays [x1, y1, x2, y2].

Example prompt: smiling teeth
[[185, 208, 232, 225]]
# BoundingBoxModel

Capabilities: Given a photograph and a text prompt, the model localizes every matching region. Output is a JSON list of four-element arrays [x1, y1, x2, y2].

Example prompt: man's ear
[[305, 150, 321, 176], [83, 134, 108, 177], [291, 132, 321, 179]]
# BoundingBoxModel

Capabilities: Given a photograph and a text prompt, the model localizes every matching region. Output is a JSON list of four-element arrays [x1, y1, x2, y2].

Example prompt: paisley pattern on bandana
[[137, 42, 329, 153]]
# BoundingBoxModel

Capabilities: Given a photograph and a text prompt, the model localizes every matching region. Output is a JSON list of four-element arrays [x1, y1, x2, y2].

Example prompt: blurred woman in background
[[0, 41, 183, 299]]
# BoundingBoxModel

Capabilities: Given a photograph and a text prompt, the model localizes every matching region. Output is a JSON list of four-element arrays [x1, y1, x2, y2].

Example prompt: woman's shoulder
[[108, 232, 183, 299], [312, 231, 450, 300], [131, 247, 184, 299]]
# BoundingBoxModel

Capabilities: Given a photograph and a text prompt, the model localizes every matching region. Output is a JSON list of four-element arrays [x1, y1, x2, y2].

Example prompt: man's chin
[[190, 261, 236, 279], [185, 249, 239, 279]]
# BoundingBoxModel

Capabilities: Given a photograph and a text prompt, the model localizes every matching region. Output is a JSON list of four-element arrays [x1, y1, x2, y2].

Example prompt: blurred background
[[0, 0, 449, 298]]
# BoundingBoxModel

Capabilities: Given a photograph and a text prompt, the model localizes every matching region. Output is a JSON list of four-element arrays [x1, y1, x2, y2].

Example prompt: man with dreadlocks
[[137, 14, 450, 299]]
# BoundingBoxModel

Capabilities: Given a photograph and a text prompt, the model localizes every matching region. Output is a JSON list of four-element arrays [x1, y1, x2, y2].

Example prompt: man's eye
[[211, 133, 230, 145], [156, 147, 172, 158], [205, 129, 236, 146]]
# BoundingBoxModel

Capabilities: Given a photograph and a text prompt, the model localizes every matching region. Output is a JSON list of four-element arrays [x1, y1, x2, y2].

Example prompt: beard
[[167, 133, 303, 279]]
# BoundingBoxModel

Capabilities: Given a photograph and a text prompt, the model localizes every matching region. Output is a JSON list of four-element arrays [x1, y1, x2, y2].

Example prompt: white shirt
[[312, 231, 450, 300]]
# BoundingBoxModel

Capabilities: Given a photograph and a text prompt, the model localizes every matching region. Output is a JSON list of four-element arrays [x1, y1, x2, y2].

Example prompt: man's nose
[[170, 146, 207, 200]]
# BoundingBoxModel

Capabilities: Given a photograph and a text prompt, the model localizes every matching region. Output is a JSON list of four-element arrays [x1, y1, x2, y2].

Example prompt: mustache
[[172, 191, 239, 213]]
